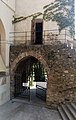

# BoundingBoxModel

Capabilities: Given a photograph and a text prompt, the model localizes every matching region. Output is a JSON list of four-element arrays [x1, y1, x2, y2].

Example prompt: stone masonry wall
[[10, 42, 76, 105]]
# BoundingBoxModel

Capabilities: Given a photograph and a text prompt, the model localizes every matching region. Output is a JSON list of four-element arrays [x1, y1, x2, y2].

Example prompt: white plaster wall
[[15, 0, 58, 32], [0, 76, 10, 105], [1, 0, 15, 11], [0, 0, 15, 105], [0, 0, 15, 66]]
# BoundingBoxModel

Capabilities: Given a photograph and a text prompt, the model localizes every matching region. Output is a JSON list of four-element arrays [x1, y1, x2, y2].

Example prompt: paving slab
[[0, 100, 61, 120]]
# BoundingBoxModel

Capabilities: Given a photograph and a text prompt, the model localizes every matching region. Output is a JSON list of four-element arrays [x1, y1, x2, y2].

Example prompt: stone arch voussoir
[[10, 50, 50, 80]]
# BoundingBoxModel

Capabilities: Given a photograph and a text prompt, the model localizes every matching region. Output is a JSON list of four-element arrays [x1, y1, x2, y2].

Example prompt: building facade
[[0, 0, 75, 105]]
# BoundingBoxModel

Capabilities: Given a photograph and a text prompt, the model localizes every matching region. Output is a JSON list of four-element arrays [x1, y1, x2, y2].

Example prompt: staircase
[[58, 102, 76, 120]]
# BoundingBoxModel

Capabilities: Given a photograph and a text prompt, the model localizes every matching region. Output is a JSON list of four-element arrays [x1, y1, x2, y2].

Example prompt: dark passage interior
[[14, 56, 47, 102], [31, 19, 43, 45], [35, 22, 43, 44]]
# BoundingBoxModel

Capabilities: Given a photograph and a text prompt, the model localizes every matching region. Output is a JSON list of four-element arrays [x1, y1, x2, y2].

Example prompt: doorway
[[14, 56, 47, 103], [31, 19, 43, 45], [35, 22, 43, 44]]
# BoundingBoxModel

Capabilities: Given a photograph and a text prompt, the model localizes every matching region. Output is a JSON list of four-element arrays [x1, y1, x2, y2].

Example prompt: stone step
[[58, 103, 76, 120], [66, 103, 76, 118], [58, 106, 69, 120], [71, 102, 76, 111], [61, 104, 74, 120]]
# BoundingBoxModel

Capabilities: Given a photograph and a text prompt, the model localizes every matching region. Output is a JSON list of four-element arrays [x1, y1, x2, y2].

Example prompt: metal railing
[[9, 29, 73, 48]]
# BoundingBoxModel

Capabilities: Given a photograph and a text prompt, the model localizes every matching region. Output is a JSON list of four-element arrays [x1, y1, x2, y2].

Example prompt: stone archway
[[0, 19, 6, 39], [0, 19, 6, 62], [11, 51, 50, 76], [10, 50, 50, 102]]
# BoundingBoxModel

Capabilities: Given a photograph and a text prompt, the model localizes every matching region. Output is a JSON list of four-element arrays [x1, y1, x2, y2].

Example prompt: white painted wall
[[1, 0, 15, 11], [15, 0, 58, 32], [0, 0, 15, 105], [0, 76, 10, 105], [0, 0, 15, 66]]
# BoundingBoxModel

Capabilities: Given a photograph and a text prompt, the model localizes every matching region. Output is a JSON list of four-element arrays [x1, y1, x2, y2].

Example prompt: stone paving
[[0, 100, 61, 120]]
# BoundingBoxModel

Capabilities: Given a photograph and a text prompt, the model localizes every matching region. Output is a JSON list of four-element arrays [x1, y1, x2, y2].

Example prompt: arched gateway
[[10, 50, 50, 103]]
